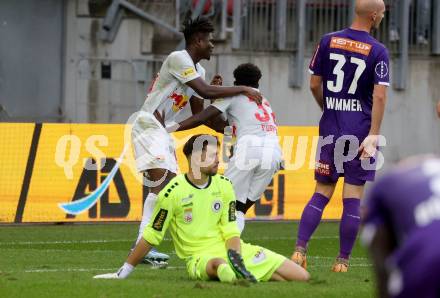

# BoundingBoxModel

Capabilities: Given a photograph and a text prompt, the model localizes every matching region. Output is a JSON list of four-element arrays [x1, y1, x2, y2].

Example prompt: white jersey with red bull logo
[[131, 50, 205, 173], [138, 49, 205, 128]]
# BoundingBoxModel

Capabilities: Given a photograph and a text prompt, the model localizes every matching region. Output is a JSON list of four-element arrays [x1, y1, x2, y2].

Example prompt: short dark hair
[[233, 63, 262, 88], [183, 134, 219, 157], [181, 16, 214, 44]]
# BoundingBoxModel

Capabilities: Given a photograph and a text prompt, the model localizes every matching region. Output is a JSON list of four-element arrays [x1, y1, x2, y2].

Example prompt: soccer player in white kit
[[168, 63, 283, 233], [132, 17, 262, 263]]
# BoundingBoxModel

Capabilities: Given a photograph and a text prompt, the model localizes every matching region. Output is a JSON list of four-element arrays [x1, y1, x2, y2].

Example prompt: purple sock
[[296, 193, 330, 249], [339, 198, 361, 259]]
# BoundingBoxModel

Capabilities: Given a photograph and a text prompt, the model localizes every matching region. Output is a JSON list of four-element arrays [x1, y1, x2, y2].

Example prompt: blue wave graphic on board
[[58, 146, 127, 215]]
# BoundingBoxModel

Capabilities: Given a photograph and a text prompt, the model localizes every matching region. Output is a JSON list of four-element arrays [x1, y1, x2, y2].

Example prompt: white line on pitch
[[11, 264, 372, 274], [308, 256, 369, 261], [13, 266, 186, 273], [310, 264, 372, 267], [0, 236, 341, 246], [0, 239, 137, 245], [1, 248, 369, 262]]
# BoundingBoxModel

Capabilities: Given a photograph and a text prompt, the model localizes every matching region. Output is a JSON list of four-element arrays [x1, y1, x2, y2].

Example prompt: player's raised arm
[[186, 77, 262, 103], [167, 49, 261, 102], [167, 18, 262, 104], [189, 74, 224, 114], [168, 106, 223, 133], [188, 76, 230, 133]]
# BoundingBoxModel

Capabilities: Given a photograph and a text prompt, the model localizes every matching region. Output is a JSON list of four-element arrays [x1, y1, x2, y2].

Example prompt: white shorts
[[225, 144, 282, 203], [131, 112, 178, 173]]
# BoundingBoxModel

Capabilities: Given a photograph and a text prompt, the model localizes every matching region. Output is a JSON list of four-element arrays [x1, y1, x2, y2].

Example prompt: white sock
[[116, 262, 134, 279], [136, 193, 158, 244], [236, 211, 245, 233]]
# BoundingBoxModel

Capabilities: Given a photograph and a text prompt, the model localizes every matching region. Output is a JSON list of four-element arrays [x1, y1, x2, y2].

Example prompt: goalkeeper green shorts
[[186, 242, 286, 282]]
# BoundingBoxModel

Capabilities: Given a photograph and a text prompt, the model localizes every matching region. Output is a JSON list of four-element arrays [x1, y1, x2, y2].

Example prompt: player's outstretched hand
[[94, 263, 133, 279], [93, 272, 122, 279], [243, 87, 262, 105], [210, 74, 223, 86], [359, 135, 378, 160]]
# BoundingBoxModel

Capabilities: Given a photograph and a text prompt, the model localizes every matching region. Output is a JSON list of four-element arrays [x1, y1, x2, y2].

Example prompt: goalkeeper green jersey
[[143, 174, 240, 260]]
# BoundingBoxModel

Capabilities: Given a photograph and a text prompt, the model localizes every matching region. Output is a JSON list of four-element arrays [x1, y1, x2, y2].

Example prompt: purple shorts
[[314, 137, 376, 186]]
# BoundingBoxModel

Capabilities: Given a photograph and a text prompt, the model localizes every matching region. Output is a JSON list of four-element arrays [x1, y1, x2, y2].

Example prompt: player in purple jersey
[[362, 157, 440, 298], [291, 0, 389, 272]]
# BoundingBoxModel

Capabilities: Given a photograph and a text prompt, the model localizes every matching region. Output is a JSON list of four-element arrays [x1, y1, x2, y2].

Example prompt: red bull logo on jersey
[[330, 37, 372, 56], [170, 92, 189, 112]]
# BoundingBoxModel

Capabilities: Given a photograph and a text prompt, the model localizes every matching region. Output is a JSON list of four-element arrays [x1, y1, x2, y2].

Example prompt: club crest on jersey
[[375, 61, 388, 79], [212, 200, 222, 213], [170, 92, 189, 112], [183, 208, 193, 223]]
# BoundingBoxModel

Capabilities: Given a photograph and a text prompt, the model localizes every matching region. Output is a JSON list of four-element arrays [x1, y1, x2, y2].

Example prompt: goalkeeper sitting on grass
[[95, 134, 310, 282]]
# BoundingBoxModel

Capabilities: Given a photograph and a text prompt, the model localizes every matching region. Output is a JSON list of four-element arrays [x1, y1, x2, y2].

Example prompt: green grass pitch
[[0, 221, 375, 297]]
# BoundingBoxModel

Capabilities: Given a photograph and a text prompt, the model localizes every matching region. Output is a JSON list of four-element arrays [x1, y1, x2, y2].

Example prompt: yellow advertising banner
[[0, 123, 35, 222], [0, 123, 343, 223]]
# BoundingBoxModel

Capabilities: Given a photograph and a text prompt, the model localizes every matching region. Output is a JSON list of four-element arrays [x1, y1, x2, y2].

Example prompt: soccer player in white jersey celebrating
[[168, 63, 283, 233], [131, 17, 262, 264], [95, 135, 309, 283]]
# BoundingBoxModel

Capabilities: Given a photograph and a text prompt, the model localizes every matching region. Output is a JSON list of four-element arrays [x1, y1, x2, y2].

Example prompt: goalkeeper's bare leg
[[270, 259, 310, 281]]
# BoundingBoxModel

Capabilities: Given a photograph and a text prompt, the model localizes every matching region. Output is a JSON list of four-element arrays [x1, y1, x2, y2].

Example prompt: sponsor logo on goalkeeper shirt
[[153, 209, 168, 231], [252, 249, 267, 264], [228, 202, 236, 222], [184, 208, 193, 223], [181, 194, 193, 204]]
